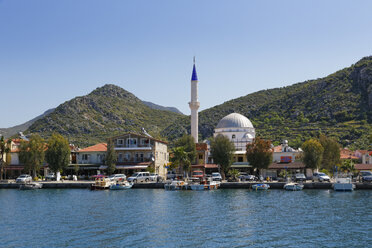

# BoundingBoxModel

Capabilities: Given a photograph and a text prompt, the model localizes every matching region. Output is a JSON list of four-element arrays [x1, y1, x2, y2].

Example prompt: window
[[118, 153, 123, 162], [125, 153, 131, 161], [199, 154, 203, 159], [127, 138, 137, 147], [232, 134, 236, 139], [238, 156, 243, 162], [97, 154, 105, 163], [82, 154, 89, 160], [117, 139, 124, 145]]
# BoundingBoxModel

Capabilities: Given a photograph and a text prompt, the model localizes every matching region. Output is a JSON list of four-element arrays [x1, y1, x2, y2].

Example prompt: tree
[[174, 134, 196, 164], [319, 134, 341, 171], [301, 139, 324, 170], [210, 135, 235, 180], [246, 137, 273, 175], [106, 139, 116, 175], [0, 136, 11, 180], [340, 159, 355, 174], [170, 147, 190, 178], [45, 133, 70, 177], [19, 135, 45, 178]]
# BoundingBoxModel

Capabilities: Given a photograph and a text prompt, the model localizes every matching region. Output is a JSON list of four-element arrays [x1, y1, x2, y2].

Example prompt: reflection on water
[[0, 189, 371, 248]]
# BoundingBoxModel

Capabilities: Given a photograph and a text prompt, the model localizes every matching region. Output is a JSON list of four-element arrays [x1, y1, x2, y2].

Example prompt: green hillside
[[26, 84, 183, 147], [162, 56, 372, 149], [26, 57, 372, 149]]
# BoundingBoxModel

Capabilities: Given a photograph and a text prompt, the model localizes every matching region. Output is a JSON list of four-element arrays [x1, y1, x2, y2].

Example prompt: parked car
[[109, 174, 126, 182], [211, 172, 222, 181], [358, 171, 372, 182], [312, 172, 330, 182], [150, 173, 163, 182], [16, 174, 32, 183], [127, 172, 151, 183], [191, 170, 204, 178], [238, 172, 256, 181], [166, 171, 177, 180], [293, 173, 306, 182], [45, 173, 56, 181]]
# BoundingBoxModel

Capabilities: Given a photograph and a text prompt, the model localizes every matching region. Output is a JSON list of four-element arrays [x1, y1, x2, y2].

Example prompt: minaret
[[189, 57, 200, 143]]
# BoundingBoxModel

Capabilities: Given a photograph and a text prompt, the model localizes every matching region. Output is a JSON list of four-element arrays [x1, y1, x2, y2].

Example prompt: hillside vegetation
[[162, 56, 372, 149], [26, 57, 372, 149], [26, 84, 183, 147]]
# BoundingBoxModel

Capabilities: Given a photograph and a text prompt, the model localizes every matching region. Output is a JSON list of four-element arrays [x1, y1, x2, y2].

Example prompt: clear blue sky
[[1, 0, 372, 127]]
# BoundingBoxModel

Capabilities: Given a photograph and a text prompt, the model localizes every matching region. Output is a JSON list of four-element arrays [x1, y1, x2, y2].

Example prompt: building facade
[[111, 133, 168, 178]]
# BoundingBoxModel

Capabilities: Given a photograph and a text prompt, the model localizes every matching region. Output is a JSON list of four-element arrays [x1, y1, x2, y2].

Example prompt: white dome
[[216, 113, 254, 129]]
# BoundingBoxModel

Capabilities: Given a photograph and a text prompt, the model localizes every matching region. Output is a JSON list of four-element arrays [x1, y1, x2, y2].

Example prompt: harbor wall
[[0, 182, 372, 189]]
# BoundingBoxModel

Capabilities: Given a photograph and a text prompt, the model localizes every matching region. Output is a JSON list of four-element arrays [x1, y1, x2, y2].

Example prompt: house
[[110, 132, 169, 178], [355, 151, 372, 172], [191, 142, 218, 175]]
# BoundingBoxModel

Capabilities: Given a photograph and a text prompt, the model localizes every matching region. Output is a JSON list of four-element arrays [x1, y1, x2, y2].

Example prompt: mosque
[[189, 59, 255, 171]]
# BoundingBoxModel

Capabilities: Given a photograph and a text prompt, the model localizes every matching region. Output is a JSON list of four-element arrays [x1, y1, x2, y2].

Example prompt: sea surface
[[0, 188, 370, 248]]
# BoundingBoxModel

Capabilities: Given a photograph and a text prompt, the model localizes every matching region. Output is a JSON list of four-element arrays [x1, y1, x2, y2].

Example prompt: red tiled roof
[[340, 148, 359, 160], [355, 164, 372, 170], [79, 143, 107, 152], [196, 143, 208, 151], [268, 162, 305, 169], [355, 150, 369, 155]]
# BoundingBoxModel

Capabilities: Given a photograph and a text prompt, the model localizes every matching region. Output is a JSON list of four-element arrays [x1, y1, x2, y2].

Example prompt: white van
[[127, 172, 151, 183]]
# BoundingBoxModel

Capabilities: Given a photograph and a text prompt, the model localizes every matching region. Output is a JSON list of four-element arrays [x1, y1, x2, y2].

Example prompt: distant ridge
[[0, 108, 54, 138], [142, 101, 183, 115]]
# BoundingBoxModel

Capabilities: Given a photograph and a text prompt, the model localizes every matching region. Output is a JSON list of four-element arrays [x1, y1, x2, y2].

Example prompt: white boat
[[283, 182, 304, 191], [164, 180, 188, 190], [19, 182, 42, 190], [190, 180, 220, 191], [333, 178, 355, 191], [252, 183, 270, 190], [91, 177, 113, 190], [109, 181, 133, 190]]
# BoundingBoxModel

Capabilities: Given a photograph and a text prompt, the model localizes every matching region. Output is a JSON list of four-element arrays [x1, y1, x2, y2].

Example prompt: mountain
[[161, 56, 372, 149], [142, 101, 183, 114], [26, 84, 183, 147], [25, 57, 372, 149], [0, 108, 55, 138]]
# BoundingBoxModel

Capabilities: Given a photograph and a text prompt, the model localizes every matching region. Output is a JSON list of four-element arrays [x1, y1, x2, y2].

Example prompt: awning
[[191, 164, 219, 169], [268, 162, 305, 169], [231, 164, 252, 168]]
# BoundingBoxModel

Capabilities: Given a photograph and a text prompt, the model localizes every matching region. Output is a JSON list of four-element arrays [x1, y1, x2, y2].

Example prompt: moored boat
[[19, 182, 42, 190], [333, 178, 355, 191], [189, 180, 220, 191], [109, 181, 133, 190], [164, 180, 188, 190], [252, 183, 270, 190], [283, 182, 304, 191], [91, 177, 113, 190]]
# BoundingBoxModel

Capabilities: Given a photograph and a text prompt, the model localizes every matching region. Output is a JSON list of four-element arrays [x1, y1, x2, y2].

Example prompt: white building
[[214, 113, 255, 151], [214, 113, 255, 169]]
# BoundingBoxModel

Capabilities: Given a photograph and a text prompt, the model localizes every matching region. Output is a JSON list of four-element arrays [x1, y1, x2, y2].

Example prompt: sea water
[[0, 189, 370, 248]]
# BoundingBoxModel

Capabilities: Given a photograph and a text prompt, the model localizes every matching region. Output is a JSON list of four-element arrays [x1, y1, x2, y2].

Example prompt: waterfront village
[[1, 62, 372, 191]]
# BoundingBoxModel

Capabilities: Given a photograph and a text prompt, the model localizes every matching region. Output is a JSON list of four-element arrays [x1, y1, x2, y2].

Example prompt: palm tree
[[0, 136, 11, 180], [170, 147, 191, 179]]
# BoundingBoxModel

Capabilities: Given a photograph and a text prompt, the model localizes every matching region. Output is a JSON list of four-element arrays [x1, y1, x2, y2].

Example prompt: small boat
[[252, 183, 270, 190], [164, 180, 188, 190], [109, 181, 133, 190], [91, 177, 113, 190], [333, 178, 355, 191], [284, 182, 304, 191], [19, 182, 42, 190], [190, 180, 220, 191]]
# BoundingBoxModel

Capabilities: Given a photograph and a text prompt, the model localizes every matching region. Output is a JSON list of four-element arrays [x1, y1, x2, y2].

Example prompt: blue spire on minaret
[[191, 57, 198, 81]]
